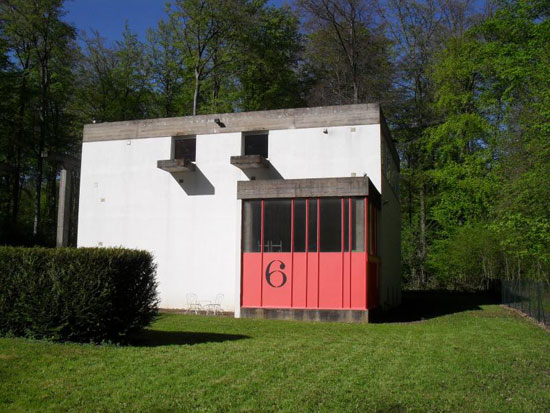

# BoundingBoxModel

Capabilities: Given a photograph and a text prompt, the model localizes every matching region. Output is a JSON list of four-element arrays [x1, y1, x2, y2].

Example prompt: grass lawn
[[1, 294, 549, 412]]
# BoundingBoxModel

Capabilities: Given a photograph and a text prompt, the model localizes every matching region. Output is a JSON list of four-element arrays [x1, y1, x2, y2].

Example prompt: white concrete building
[[78, 104, 401, 321]]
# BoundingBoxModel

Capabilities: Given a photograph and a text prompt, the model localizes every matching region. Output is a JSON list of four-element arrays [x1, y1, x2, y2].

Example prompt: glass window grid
[[243, 197, 377, 254]]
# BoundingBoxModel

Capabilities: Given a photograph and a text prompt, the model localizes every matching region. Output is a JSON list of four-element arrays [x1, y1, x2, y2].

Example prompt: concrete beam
[[56, 168, 71, 247], [240, 308, 372, 323], [83, 103, 381, 142], [157, 159, 196, 173], [39, 152, 79, 248], [237, 176, 379, 200], [42, 151, 80, 170], [230, 155, 269, 170]]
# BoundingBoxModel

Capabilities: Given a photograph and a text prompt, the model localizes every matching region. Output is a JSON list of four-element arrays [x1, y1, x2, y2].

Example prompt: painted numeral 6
[[265, 260, 287, 288]]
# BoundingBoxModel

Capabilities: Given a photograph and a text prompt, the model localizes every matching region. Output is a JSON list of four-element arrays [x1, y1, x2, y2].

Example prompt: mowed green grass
[[1, 304, 549, 412]]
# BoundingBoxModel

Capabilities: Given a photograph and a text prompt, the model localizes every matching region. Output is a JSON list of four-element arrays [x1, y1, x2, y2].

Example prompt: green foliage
[[0, 247, 159, 342], [1, 0, 549, 291], [483, 1, 550, 276], [76, 25, 153, 123], [396, 0, 550, 288], [146, 18, 186, 118], [299, 0, 394, 105], [386, 0, 489, 289], [112, 25, 153, 120], [426, 0, 550, 284], [236, 6, 306, 111], [429, 223, 502, 289], [0, 0, 307, 248], [0, 0, 80, 243], [494, 162, 550, 272]]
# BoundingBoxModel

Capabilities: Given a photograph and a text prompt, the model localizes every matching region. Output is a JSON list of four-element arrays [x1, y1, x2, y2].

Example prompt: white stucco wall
[[77, 124, 394, 313]]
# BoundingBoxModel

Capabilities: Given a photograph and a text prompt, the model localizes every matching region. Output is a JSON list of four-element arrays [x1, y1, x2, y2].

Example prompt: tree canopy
[[0, 0, 548, 287]]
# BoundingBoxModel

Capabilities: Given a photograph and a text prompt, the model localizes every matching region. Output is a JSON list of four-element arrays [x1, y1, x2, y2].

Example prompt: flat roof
[[83, 103, 382, 143], [237, 176, 381, 207], [82, 103, 400, 169]]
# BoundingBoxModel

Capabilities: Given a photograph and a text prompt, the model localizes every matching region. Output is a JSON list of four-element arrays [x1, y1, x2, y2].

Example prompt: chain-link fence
[[502, 279, 550, 326]]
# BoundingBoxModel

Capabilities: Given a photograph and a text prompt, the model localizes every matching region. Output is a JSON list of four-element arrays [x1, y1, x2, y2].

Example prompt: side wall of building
[[378, 123, 402, 309], [77, 125, 383, 312], [379, 175, 402, 309]]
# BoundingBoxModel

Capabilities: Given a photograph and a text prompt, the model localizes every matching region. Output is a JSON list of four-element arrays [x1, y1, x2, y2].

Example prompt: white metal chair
[[186, 293, 202, 314], [204, 294, 224, 315]]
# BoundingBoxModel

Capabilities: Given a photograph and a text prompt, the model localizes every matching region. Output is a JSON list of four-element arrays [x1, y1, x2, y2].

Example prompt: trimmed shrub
[[0, 247, 158, 343]]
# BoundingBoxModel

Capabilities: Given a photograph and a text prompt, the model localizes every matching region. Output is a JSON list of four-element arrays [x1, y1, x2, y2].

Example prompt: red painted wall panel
[[318, 253, 343, 309], [343, 253, 351, 308], [242, 253, 262, 307], [351, 253, 367, 309], [306, 252, 319, 308], [262, 253, 292, 308], [241, 196, 378, 311], [292, 253, 307, 308], [242, 252, 371, 310]]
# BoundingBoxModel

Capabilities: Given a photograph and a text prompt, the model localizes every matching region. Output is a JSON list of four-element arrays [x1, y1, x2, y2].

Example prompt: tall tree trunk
[[212, 79, 220, 113], [408, 172, 413, 224], [12, 60, 30, 224], [164, 77, 173, 118], [11, 149, 21, 223], [212, 52, 220, 112], [48, 166, 57, 226], [419, 182, 427, 286], [33, 157, 43, 237], [34, 61, 48, 237], [193, 67, 200, 116]]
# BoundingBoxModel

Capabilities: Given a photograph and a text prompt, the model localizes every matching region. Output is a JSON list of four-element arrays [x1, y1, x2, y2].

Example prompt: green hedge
[[0, 247, 158, 343]]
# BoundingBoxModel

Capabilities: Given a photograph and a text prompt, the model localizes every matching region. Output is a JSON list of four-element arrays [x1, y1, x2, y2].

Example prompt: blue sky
[[63, 0, 487, 44], [64, 0, 167, 43], [64, 0, 286, 43]]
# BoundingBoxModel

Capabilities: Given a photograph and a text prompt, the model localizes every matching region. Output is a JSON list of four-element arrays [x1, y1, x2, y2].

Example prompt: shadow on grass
[[374, 289, 500, 323], [129, 329, 250, 347]]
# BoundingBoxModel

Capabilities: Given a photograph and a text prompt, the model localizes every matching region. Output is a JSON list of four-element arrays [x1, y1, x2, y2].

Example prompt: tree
[[380, 0, 489, 288], [236, 5, 306, 111], [75, 31, 119, 123], [0, 0, 78, 241], [0, 24, 23, 229], [77, 25, 151, 123], [425, 0, 550, 285], [113, 24, 152, 120], [147, 16, 186, 118], [160, 0, 305, 114], [167, 0, 250, 115], [298, 0, 394, 106], [479, 0, 550, 281]]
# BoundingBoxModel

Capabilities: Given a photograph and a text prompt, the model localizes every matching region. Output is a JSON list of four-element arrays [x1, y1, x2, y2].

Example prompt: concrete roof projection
[[83, 104, 384, 142]]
